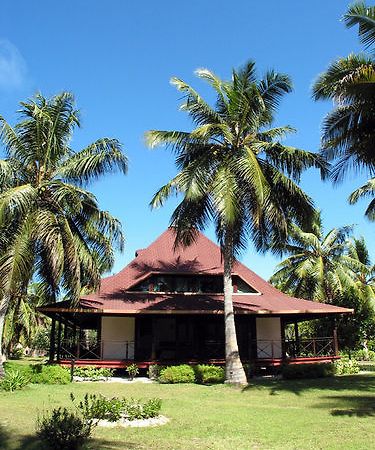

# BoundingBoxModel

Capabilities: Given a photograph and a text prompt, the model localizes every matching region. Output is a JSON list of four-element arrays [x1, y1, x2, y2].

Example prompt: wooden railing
[[59, 339, 135, 360]]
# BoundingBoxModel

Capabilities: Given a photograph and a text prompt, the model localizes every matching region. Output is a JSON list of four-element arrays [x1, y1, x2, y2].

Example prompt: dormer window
[[129, 274, 258, 294]]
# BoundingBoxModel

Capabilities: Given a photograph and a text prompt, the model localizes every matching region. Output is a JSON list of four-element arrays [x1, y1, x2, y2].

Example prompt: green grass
[[0, 373, 374, 449]]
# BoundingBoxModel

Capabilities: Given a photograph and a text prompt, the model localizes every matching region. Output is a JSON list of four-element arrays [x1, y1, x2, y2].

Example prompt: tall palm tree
[[270, 213, 373, 303], [312, 2, 375, 218], [0, 92, 127, 374], [145, 61, 328, 384], [3, 282, 49, 355]]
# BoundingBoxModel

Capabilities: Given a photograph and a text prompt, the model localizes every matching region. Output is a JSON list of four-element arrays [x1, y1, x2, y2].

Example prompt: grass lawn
[[0, 371, 374, 449]]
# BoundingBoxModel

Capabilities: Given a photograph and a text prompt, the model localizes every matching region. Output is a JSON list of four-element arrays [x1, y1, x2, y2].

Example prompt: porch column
[[56, 319, 62, 360], [280, 318, 286, 359], [333, 319, 339, 356], [294, 320, 300, 357], [48, 318, 56, 363]]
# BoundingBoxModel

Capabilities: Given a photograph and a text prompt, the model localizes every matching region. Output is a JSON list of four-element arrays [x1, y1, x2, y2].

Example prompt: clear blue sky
[[0, 0, 373, 279]]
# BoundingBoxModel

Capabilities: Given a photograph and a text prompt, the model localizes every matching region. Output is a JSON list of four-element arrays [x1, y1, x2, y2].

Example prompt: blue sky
[[0, 0, 373, 279]]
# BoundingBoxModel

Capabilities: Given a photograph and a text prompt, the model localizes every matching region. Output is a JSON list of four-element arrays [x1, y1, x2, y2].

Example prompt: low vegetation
[[0, 373, 374, 449]]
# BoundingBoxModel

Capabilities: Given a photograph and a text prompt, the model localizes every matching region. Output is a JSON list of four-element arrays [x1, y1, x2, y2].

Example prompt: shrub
[[126, 363, 139, 380], [158, 364, 196, 384], [0, 369, 30, 392], [71, 393, 122, 422], [334, 357, 360, 375], [73, 366, 114, 380], [71, 393, 162, 422], [30, 364, 70, 384], [352, 349, 375, 361], [148, 364, 164, 380], [194, 365, 225, 384], [281, 363, 335, 380], [36, 407, 93, 450]]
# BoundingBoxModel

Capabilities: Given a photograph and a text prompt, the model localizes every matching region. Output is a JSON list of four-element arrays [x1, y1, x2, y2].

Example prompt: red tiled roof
[[42, 229, 352, 316]]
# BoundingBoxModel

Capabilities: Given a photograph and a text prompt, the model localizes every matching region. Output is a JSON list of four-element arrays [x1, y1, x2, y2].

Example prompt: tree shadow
[[0, 424, 12, 450], [85, 437, 138, 449], [314, 395, 375, 417], [242, 374, 375, 396]]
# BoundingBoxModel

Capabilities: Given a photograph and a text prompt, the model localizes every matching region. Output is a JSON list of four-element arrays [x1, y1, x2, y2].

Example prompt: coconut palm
[[3, 282, 49, 356], [0, 92, 127, 374], [146, 61, 328, 384], [312, 2, 375, 218], [270, 213, 373, 303]]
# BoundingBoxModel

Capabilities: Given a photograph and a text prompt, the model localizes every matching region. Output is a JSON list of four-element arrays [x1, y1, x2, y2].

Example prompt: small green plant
[[0, 369, 30, 392], [334, 357, 360, 375], [126, 363, 139, 380], [122, 397, 162, 420], [36, 407, 93, 450], [158, 364, 195, 384], [281, 363, 335, 380], [194, 365, 225, 384], [70, 393, 162, 422], [71, 393, 122, 422], [73, 366, 114, 380]]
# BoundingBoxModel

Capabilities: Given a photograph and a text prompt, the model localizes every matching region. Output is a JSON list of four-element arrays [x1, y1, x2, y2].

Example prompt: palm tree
[[3, 283, 49, 356], [145, 61, 328, 384], [270, 213, 372, 303], [312, 2, 375, 218], [0, 92, 127, 374]]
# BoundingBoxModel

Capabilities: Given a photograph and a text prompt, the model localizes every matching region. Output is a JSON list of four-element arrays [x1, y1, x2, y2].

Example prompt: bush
[[281, 363, 335, 380], [0, 369, 30, 392], [148, 364, 165, 380], [73, 366, 114, 380], [30, 364, 70, 384], [71, 393, 162, 422], [158, 364, 196, 384], [352, 349, 375, 361], [71, 393, 122, 422], [36, 407, 93, 450], [334, 357, 360, 375], [126, 363, 139, 380], [194, 365, 225, 384]]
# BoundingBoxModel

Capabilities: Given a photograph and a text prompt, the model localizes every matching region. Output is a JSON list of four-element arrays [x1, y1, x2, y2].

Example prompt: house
[[39, 228, 353, 368]]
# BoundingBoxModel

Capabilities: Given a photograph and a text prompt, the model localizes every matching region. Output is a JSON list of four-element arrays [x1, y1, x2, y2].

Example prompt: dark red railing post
[[312, 338, 316, 356]]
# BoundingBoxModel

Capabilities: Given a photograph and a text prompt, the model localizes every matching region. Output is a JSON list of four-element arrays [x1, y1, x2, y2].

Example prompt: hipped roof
[[41, 228, 353, 316]]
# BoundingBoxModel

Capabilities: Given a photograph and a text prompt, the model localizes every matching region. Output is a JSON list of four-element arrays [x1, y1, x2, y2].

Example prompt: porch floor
[[58, 355, 340, 369]]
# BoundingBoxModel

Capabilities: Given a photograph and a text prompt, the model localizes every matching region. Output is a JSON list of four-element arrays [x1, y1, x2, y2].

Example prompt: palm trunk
[[223, 234, 247, 384], [0, 296, 9, 378]]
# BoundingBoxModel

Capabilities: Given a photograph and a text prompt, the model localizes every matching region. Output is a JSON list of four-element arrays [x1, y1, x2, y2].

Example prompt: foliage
[[146, 61, 326, 384], [31, 327, 51, 353], [71, 393, 122, 422], [148, 364, 165, 380], [29, 364, 70, 384], [281, 363, 335, 379], [70, 393, 162, 422], [334, 357, 360, 375], [3, 282, 50, 356], [36, 407, 93, 450], [312, 2, 375, 219], [0, 92, 127, 372], [73, 366, 114, 380], [0, 369, 30, 391], [158, 364, 196, 384], [126, 363, 139, 380], [352, 349, 375, 361], [270, 213, 374, 303], [194, 365, 225, 384]]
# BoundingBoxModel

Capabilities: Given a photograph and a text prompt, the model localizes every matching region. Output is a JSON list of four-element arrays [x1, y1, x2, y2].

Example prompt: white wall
[[256, 317, 282, 358], [101, 317, 135, 359]]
